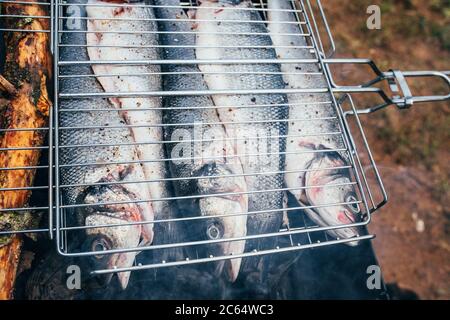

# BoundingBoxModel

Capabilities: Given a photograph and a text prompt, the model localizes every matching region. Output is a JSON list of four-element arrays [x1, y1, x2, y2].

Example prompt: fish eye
[[345, 194, 360, 213], [91, 237, 110, 259], [206, 221, 224, 240]]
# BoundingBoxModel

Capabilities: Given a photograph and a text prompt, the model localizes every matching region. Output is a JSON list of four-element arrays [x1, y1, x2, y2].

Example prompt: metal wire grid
[[0, 0, 54, 239], [52, 0, 384, 276]]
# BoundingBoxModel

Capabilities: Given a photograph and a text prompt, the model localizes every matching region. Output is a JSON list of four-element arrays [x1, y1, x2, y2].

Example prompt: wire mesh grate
[[52, 0, 385, 280]]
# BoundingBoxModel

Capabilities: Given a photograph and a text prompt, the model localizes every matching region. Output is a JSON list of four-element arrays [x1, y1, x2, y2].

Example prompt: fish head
[[196, 163, 248, 282], [303, 152, 362, 245], [81, 214, 142, 289], [77, 183, 145, 289]]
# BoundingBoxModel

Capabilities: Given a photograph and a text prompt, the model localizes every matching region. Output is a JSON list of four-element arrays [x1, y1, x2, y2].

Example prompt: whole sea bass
[[153, 0, 248, 282], [267, 0, 361, 243], [59, 0, 154, 289], [85, 0, 171, 225], [194, 0, 289, 276]]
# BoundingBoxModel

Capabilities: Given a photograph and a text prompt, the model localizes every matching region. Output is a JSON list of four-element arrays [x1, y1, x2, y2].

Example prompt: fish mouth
[[114, 252, 138, 289], [225, 250, 244, 282], [211, 239, 245, 282], [84, 252, 135, 290], [302, 197, 361, 244], [91, 246, 137, 290], [302, 205, 360, 243], [214, 256, 242, 282], [340, 209, 357, 224]]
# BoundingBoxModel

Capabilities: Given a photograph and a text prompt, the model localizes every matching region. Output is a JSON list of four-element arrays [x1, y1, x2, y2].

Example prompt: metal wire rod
[[0, 127, 50, 132], [0, 165, 49, 170], [0, 206, 49, 213], [58, 15, 307, 25], [64, 222, 370, 259], [55, 2, 305, 14], [0, 28, 50, 33], [58, 131, 343, 149], [59, 69, 322, 78], [59, 165, 352, 189], [59, 181, 357, 210], [0, 228, 50, 236], [0, 1, 51, 5], [58, 29, 310, 37], [57, 147, 349, 169], [0, 185, 48, 191], [57, 100, 333, 113], [58, 43, 314, 50], [0, 14, 50, 19], [58, 58, 318, 66], [90, 235, 374, 275], [61, 199, 361, 232], [57, 116, 338, 130], [58, 88, 329, 99]]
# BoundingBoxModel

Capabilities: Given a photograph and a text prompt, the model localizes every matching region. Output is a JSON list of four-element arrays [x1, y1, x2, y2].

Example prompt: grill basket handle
[[324, 59, 450, 114]]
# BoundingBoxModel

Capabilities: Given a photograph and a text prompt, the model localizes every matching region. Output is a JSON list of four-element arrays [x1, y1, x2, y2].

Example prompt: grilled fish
[[85, 0, 171, 227], [59, 0, 154, 289], [267, 0, 361, 243], [153, 0, 248, 282], [0, 0, 52, 299], [194, 0, 289, 274]]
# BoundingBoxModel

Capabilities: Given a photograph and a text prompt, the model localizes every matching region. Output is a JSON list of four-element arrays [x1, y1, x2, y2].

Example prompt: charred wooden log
[[0, 0, 52, 300]]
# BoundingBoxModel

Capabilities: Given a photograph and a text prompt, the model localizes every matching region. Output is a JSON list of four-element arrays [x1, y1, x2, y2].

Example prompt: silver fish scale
[[283, 54, 345, 153], [195, 2, 290, 277], [152, 2, 219, 262], [154, 3, 216, 199], [58, 1, 140, 211]]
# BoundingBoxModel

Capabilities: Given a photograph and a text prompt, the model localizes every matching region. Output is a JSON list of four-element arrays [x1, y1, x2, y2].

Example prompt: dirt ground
[[321, 0, 450, 299]]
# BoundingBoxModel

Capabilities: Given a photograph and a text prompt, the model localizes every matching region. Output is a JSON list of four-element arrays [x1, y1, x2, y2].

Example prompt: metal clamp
[[388, 70, 450, 108], [323, 59, 450, 114]]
